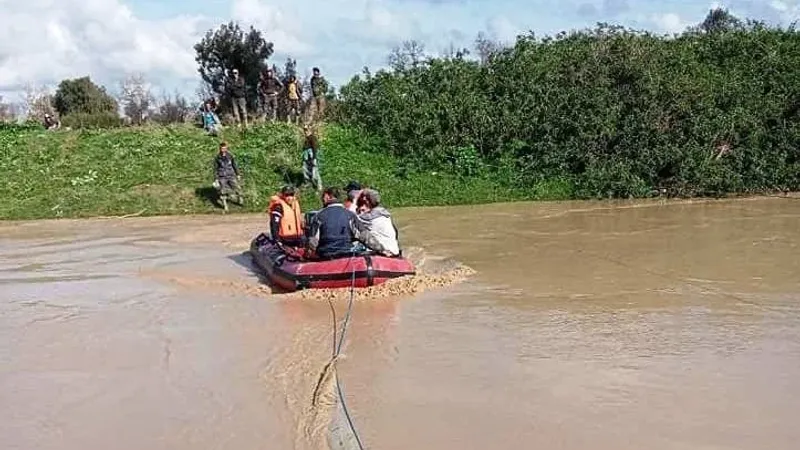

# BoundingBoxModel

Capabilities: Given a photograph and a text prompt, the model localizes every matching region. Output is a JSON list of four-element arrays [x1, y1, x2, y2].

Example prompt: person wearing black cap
[[267, 184, 304, 247], [344, 180, 362, 213]]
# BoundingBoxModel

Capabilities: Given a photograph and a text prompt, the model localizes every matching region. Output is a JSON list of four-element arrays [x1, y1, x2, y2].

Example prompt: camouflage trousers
[[309, 96, 326, 121], [231, 97, 247, 127], [287, 99, 301, 124], [215, 177, 241, 199], [260, 94, 278, 120]]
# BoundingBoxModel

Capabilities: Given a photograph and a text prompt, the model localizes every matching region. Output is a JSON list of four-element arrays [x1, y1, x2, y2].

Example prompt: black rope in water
[[325, 253, 365, 450]]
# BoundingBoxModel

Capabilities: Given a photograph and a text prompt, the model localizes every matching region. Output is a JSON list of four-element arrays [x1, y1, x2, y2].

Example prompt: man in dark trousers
[[226, 68, 247, 128], [213, 141, 243, 212], [258, 68, 283, 121], [306, 187, 385, 259], [309, 67, 328, 121]]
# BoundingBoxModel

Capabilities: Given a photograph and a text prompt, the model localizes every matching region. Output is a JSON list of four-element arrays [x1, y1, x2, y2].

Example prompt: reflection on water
[[1, 197, 799, 449]]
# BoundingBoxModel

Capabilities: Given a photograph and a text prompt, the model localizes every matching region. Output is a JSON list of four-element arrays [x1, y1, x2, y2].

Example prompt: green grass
[[0, 122, 536, 220]]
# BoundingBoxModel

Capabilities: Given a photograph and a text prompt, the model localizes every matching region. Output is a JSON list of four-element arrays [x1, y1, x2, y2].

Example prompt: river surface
[[1, 197, 799, 450]]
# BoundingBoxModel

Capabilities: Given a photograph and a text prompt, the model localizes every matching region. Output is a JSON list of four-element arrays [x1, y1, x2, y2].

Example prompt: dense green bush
[[339, 19, 800, 198], [61, 112, 123, 129]]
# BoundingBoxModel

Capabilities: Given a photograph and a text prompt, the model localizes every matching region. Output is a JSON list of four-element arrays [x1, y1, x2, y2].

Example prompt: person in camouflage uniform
[[225, 68, 248, 128], [258, 68, 283, 121], [213, 142, 243, 212], [310, 67, 328, 121]]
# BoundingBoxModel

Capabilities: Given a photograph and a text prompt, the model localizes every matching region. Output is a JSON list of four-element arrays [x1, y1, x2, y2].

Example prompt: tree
[[0, 96, 20, 122], [701, 8, 742, 33], [53, 77, 117, 116], [193, 21, 274, 111], [22, 84, 55, 119], [119, 74, 154, 125], [388, 40, 427, 71], [442, 42, 470, 60], [282, 57, 297, 82], [474, 32, 503, 65], [153, 92, 192, 125]]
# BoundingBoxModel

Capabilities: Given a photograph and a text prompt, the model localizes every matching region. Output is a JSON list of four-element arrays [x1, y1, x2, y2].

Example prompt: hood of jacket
[[360, 206, 391, 221]]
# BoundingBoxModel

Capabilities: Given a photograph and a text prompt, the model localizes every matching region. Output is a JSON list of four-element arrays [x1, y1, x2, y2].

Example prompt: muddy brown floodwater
[[2, 197, 800, 450]]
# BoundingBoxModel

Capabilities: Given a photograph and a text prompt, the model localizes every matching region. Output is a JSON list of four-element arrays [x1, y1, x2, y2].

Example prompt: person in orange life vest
[[268, 185, 305, 247]]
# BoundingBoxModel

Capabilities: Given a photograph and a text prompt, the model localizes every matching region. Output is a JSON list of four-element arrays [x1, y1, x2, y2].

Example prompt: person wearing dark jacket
[[306, 187, 384, 259], [213, 142, 242, 212], [258, 68, 283, 121], [310, 67, 328, 121], [226, 68, 248, 128]]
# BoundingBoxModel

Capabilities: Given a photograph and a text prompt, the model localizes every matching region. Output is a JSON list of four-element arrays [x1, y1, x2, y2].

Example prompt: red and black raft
[[249, 233, 415, 291]]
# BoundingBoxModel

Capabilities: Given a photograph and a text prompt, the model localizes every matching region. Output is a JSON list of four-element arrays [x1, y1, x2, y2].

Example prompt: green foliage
[[53, 76, 118, 116], [0, 123, 524, 220], [338, 19, 800, 199], [61, 112, 122, 129], [194, 21, 274, 110]]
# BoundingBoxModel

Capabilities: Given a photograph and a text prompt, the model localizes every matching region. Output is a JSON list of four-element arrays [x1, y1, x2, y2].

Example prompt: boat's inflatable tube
[[249, 233, 416, 291]]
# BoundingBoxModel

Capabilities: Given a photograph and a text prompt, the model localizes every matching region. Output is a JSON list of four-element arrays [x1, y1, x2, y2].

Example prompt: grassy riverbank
[[0, 123, 535, 220]]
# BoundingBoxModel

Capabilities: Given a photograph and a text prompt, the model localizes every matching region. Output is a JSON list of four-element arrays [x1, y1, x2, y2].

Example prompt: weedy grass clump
[[0, 122, 524, 220]]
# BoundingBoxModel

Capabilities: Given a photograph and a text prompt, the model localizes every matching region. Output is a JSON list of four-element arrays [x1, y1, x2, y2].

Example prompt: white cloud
[[3, 0, 800, 104], [0, 0, 205, 95], [230, 0, 312, 55], [487, 16, 522, 43], [652, 12, 691, 34]]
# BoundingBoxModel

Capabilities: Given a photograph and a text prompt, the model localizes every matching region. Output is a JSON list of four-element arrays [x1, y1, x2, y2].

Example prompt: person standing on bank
[[258, 68, 283, 121], [310, 67, 328, 121], [302, 127, 323, 192], [213, 141, 243, 212], [226, 68, 248, 128], [286, 75, 302, 125]]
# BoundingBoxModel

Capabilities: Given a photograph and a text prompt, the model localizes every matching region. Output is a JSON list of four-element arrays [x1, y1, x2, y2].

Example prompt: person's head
[[44, 113, 51, 119], [279, 184, 297, 203], [266, 68, 273, 76], [358, 189, 381, 211], [219, 141, 228, 154], [321, 186, 341, 205], [312, 67, 320, 76], [231, 68, 239, 78], [344, 181, 361, 193], [289, 75, 296, 82]]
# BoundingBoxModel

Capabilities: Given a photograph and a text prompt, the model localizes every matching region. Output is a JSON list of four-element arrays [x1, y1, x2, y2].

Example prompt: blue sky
[[1, 0, 798, 104]]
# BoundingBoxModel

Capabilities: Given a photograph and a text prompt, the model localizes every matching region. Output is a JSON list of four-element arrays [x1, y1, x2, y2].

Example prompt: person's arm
[[231, 155, 240, 177], [270, 204, 283, 239], [307, 217, 321, 252], [276, 77, 283, 90], [350, 215, 387, 254]]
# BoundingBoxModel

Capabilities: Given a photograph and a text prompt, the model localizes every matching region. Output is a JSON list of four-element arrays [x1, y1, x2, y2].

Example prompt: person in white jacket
[[355, 189, 401, 257]]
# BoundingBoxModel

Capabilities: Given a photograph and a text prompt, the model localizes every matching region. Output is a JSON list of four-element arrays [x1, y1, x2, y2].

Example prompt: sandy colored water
[[1, 197, 799, 449]]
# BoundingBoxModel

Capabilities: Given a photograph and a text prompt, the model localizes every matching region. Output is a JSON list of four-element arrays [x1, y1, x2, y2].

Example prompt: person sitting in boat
[[306, 186, 384, 260], [268, 185, 305, 247], [343, 180, 362, 213], [355, 189, 401, 257]]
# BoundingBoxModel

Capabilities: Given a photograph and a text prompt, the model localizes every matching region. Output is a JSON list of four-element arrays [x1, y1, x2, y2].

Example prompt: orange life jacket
[[268, 195, 304, 239]]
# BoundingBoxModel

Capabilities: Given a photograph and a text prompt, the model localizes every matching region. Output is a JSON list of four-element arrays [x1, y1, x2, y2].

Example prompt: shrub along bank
[[0, 122, 526, 220], [339, 23, 800, 198]]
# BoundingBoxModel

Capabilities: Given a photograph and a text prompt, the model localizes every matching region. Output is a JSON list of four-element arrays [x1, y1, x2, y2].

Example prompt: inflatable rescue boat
[[249, 233, 415, 291]]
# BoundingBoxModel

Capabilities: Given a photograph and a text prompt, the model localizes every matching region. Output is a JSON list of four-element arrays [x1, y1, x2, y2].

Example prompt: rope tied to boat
[[313, 251, 366, 449]]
